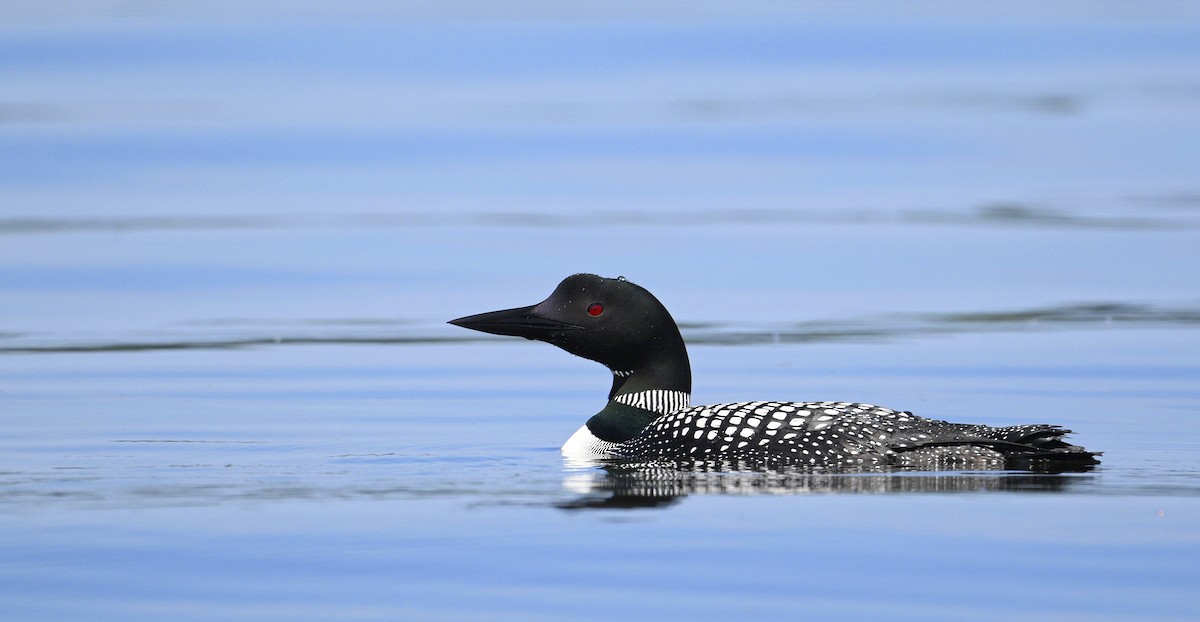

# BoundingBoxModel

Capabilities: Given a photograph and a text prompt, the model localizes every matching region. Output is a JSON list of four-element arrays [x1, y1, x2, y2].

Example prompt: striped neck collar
[[611, 389, 691, 416]]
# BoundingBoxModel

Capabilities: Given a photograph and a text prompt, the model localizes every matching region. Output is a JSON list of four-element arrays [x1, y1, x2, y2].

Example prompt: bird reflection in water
[[558, 458, 1096, 510]]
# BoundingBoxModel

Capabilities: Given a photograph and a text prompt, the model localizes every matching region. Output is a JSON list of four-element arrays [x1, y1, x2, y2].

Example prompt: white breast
[[560, 424, 619, 464]]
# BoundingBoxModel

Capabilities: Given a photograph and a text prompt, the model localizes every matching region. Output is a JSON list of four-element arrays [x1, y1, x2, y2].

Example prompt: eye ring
[[587, 302, 604, 317]]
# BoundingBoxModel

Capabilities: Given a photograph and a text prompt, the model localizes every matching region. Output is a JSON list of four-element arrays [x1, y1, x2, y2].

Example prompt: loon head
[[449, 273, 691, 398]]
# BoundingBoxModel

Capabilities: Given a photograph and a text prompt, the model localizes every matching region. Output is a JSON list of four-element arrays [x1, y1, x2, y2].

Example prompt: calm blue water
[[3, 5, 1200, 621]]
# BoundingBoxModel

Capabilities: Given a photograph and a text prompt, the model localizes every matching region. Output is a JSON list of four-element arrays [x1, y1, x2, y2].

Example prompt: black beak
[[449, 304, 582, 340]]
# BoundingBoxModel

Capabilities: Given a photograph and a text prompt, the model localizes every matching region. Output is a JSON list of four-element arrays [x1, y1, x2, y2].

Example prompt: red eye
[[587, 303, 604, 317]]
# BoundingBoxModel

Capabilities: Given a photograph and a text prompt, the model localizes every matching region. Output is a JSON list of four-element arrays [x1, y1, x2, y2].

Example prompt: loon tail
[[995, 425, 1101, 471], [901, 424, 1101, 472]]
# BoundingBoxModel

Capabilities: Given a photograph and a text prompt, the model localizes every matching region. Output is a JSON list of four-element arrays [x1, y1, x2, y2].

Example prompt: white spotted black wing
[[613, 401, 939, 468], [612, 401, 1095, 470]]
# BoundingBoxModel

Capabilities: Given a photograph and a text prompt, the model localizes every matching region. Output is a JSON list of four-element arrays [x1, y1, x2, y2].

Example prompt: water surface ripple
[[3, 301, 1195, 354]]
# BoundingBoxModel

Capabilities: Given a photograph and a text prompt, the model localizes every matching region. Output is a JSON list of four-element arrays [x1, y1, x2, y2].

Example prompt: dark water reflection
[[559, 469, 1096, 510], [0, 451, 1107, 512]]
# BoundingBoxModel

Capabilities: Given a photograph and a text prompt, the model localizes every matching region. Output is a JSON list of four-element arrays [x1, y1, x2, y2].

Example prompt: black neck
[[607, 328, 692, 400], [585, 400, 661, 443]]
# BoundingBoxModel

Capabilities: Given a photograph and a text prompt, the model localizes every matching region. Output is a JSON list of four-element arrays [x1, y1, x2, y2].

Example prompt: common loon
[[450, 274, 1099, 471]]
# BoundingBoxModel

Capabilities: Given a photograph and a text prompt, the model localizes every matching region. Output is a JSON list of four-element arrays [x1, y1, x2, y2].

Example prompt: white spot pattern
[[604, 400, 1089, 470]]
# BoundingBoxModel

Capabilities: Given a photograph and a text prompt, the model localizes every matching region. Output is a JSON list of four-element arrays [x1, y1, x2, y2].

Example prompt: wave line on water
[[2, 203, 1196, 236], [3, 301, 1198, 355]]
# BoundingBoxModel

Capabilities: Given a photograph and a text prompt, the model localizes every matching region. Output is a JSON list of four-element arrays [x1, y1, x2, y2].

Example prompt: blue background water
[[2, 4, 1200, 620]]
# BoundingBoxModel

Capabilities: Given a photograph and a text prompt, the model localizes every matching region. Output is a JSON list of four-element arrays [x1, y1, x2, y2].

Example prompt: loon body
[[450, 274, 1099, 471]]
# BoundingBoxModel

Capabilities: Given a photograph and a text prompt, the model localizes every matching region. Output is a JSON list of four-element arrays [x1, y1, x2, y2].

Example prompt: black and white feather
[[609, 395, 1095, 470]]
